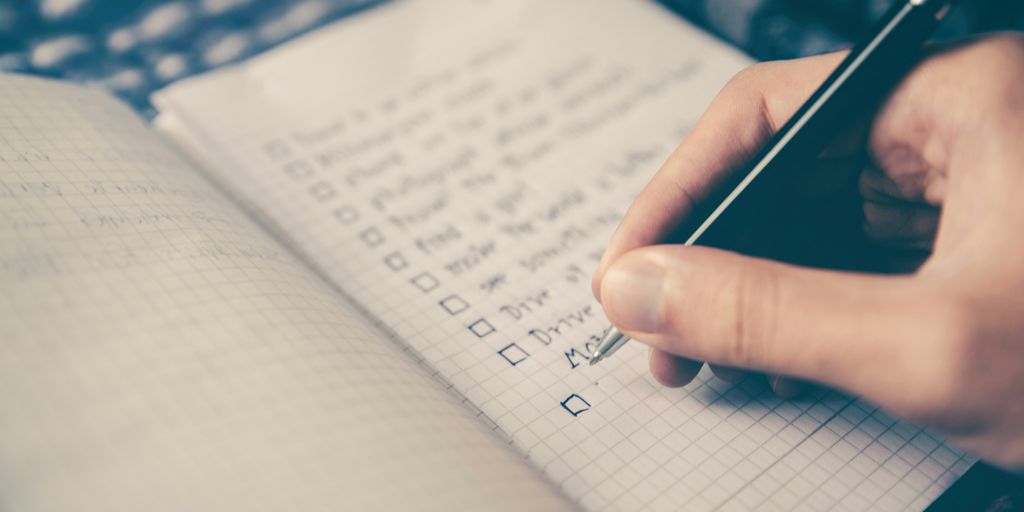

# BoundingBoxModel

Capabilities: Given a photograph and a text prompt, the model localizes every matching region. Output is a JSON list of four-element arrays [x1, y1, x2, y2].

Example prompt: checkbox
[[333, 206, 360, 225], [410, 272, 440, 292], [498, 343, 529, 366], [359, 227, 385, 248], [283, 161, 315, 181], [384, 252, 409, 271], [468, 318, 495, 338], [439, 294, 469, 315], [263, 139, 292, 161], [309, 181, 337, 203], [560, 393, 592, 417]]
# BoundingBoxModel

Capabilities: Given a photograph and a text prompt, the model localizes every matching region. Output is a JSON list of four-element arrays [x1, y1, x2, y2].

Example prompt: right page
[[153, 0, 972, 509]]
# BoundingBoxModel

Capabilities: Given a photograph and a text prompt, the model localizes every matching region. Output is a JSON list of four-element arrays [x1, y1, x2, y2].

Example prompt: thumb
[[598, 245, 934, 395]]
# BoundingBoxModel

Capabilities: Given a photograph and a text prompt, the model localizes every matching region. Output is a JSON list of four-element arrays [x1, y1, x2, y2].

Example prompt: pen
[[590, 0, 956, 366]]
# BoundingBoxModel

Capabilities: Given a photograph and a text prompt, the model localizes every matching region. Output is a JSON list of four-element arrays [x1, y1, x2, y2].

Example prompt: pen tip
[[589, 353, 603, 366]]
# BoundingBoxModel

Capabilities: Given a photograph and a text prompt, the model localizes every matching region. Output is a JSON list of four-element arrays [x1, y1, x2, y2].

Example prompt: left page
[[153, 1, 973, 510], [0, 73, 571, 512]]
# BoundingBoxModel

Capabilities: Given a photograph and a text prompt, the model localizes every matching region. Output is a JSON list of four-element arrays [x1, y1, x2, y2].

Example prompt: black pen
[[590, 0, 956, 366]]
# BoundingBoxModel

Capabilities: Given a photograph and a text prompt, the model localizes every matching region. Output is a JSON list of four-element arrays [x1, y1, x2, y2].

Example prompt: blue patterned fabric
[[0, 0, 381, 114], [1, 0, 1021, 115], [661, 0, 1024, 60]]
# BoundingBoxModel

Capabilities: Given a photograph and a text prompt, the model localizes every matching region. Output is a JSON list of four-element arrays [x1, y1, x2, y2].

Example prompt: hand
[[592, 34, 1024, 471]]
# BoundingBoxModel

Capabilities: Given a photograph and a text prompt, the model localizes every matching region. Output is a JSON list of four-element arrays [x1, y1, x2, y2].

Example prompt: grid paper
[[0, 73, 570, 512], [153, 0, 974, 510]]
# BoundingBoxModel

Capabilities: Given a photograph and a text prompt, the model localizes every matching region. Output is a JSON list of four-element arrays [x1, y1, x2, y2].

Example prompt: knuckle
[[720, 62, 771, 100], [717, 264, 779, 368], [718, 62, 784, 136]]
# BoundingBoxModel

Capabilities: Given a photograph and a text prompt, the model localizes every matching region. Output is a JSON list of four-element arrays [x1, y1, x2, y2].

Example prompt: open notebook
[[0, 1, 973, 510]]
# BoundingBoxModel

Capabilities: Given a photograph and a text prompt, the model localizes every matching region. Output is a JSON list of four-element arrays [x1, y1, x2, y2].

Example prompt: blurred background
[[0, 0, 1022, 115]]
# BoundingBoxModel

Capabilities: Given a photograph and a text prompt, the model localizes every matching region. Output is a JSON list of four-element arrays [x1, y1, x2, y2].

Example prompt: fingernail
[[602, 255, 665, 332]]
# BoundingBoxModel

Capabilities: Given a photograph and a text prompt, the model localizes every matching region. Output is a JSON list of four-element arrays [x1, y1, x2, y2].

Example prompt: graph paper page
[[154, 1, 973, 510], [0, 73, 570, 512]]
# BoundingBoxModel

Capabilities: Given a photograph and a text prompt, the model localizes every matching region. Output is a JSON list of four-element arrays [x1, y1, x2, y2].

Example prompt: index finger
[[592, 52, 848, 300]]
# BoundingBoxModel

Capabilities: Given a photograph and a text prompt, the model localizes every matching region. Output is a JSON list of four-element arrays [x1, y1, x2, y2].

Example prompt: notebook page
[[0, 74, 570, 512], [153, 1, 973, 510]]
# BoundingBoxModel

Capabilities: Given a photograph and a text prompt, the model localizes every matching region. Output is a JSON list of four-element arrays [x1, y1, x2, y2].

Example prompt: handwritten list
[[154, 1, 972, 510]]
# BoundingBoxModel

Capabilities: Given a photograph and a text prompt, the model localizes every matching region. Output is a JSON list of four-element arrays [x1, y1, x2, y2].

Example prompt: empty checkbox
[[384, 252, 409, 271], [283, 161, 315, 181], [560, 393, 591, 417], [498, 343, 529, 366], [468, 318, 495, 338], [309, 181, 337, 202], [333, 206, 360, 225], [359, 227, 385, 248], [439, 294, 469, 315], [410, 272, 440, 292]]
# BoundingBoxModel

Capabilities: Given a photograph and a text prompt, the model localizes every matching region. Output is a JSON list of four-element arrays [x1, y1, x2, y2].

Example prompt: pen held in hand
[[590, 0, 956, 366]]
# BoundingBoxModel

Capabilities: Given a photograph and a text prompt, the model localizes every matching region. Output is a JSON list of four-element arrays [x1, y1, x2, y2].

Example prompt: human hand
[[591, 34, 1024, 471]]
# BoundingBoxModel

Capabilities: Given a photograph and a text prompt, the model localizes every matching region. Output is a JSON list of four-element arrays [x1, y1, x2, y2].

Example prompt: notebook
[[0, 0, 973, 510]]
